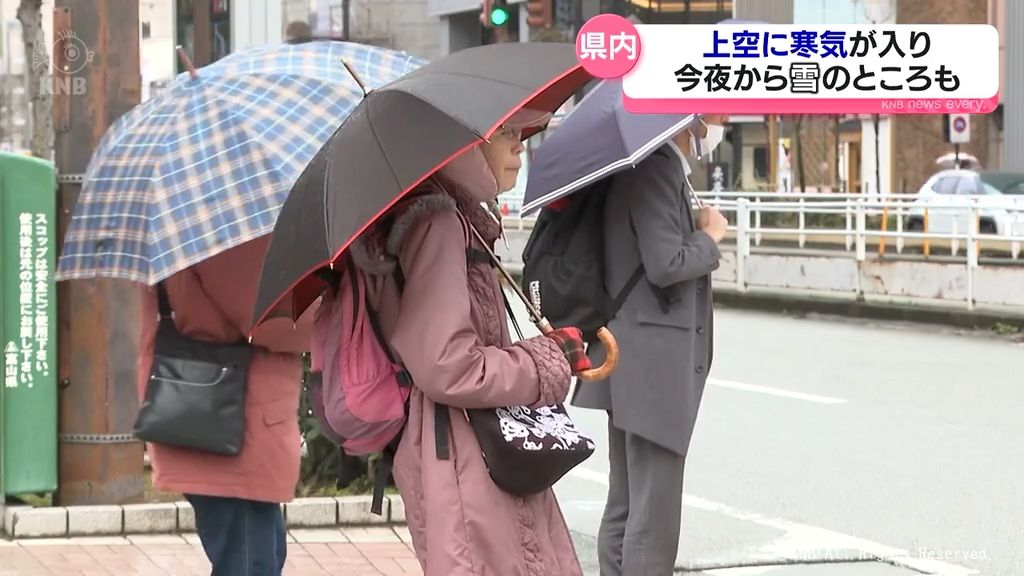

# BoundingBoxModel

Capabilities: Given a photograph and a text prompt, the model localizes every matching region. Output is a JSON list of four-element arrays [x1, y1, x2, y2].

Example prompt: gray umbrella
[[521, 78, 699, 215]]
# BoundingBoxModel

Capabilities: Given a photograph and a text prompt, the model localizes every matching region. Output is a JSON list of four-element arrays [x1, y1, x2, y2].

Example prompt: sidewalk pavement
[[0, 527, 925, 576], [0, 526, 421, 576]]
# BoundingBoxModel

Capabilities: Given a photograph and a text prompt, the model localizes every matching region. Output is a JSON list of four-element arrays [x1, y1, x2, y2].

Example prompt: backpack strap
[[353, 256, 412, 389], [608, 265, 645, 319], [369, 259, 411, 516], [371, 427, 403, 516], [432, 203, 475, 463]]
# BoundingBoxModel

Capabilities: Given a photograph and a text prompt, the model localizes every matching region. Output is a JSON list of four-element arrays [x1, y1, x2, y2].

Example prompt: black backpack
[[520, 181, 644, 342]]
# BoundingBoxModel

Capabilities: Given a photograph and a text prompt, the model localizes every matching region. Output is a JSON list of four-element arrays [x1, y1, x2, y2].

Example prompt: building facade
[[728, 0, 1017, 194], [302, 0, 441, 59], [892, 0, 992, 194], [1001, 0, 1023, 171]]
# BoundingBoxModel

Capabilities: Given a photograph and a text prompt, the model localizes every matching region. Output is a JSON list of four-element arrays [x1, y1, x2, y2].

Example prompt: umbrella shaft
[[461, 211, 552, 334]]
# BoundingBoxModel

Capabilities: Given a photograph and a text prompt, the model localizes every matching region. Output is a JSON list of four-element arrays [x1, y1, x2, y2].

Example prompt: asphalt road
[[503, 291, 1023, 575]]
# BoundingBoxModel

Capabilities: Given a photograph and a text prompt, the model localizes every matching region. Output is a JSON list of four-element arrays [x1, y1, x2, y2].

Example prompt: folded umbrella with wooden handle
[[463, 215, 620, 382]]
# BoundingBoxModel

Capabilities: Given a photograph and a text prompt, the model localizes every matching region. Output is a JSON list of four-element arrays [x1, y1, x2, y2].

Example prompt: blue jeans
[[186, 494, 287, 576]]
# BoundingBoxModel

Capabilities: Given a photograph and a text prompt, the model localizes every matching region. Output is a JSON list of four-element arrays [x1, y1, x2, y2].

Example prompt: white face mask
[[689, 119, 725, 161]]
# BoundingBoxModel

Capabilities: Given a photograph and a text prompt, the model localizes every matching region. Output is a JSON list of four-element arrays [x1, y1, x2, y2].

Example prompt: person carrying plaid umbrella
[[53, 41, 425, 575]]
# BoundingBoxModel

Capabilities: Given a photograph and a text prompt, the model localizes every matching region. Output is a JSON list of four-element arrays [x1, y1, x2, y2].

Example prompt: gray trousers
[[598, 417, 686, 576]]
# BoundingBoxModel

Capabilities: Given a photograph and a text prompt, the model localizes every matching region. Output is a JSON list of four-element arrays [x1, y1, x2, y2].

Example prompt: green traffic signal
[[490, 6, 510, 26]]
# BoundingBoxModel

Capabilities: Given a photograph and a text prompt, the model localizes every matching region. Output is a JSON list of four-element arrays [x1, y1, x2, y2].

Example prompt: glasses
[[492, 125, 523, 142]]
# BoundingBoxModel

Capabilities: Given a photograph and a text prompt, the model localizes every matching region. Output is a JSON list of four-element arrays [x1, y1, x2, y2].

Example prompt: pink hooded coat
[[352, 139, 584, 576]]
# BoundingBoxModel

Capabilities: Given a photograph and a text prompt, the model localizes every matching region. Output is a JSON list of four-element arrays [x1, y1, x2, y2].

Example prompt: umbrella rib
[[363, 95, 404, 202], [390, 71, 548, 138], [399, 69, 533, 92]]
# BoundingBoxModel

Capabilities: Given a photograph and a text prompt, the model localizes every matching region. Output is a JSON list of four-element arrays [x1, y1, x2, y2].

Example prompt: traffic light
[[482, 0, 511, 28], [525, 0, 553, 29]]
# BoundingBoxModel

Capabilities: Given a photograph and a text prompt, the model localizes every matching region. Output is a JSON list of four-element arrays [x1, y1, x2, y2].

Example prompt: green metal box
[[0, 152, 58, 496]]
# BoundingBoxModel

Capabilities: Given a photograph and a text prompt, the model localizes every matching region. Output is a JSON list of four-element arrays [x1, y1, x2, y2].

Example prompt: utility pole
[[768, 114, 777, 191], [53, 0, 144, 505], [342, 0, 350, 40]]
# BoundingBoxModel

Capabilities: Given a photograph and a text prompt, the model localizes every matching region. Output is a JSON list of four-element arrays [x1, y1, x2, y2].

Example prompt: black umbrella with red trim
[[251, 42, 590, 331]]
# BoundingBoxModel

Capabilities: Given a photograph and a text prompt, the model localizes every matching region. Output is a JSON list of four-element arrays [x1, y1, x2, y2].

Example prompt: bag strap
[[369, 259, 412, 516], [349, 257, 412, 388], [156, 282, 174, 322], [609, 265, 645, 317], [431, 202, 476, 464], [503, 290, 524, 342]]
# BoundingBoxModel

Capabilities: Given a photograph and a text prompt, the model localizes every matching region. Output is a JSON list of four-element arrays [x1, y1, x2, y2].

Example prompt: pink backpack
[[307, 254, 411, 510], [307, 256, 411, 458], [306, 188, 458, 515]]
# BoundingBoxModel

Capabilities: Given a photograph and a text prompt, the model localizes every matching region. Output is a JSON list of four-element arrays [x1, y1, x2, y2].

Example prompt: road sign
[[948, 114, 970, 144]]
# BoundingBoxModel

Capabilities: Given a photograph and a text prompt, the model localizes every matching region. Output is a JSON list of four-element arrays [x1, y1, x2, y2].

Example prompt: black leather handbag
[[132, 283, 254, 456]]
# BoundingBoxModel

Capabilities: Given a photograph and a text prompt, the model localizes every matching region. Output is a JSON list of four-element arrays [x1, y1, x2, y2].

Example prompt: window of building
[[175, 0, 232, 71], [613, 0, 733, 24], [142, 21, 152, 39], [753, 146, 768, 179]]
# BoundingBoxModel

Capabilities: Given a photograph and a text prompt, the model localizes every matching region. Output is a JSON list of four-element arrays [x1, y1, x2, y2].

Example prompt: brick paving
[[0, 527, 422, 575]]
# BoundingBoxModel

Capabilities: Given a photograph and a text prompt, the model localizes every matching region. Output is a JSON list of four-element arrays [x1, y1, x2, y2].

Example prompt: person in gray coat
[[573, 115, 729, 576]]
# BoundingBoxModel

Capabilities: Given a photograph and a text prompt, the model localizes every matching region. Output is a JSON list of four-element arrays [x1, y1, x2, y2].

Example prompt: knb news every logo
[[575, 16, 999, 116]]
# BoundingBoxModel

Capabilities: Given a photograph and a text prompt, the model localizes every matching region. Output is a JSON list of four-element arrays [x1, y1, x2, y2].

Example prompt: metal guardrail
[[504, 191, 1024, 261], [502, 192, 1024, 312]]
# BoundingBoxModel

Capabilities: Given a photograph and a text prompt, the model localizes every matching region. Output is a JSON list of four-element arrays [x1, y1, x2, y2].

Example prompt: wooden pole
[[176, 46, 199, 79], [768, 114, 778, 191], [53, 0, 144, 505]]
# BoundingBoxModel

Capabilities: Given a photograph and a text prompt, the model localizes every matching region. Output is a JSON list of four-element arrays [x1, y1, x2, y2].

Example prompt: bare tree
[[17, 0, 53, 160], [794, 115, 806, 192]]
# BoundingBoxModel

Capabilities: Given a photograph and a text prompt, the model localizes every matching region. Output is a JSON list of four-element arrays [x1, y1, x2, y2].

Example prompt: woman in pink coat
[[351, 109, 590, 576], [136, 236, 312, 575]]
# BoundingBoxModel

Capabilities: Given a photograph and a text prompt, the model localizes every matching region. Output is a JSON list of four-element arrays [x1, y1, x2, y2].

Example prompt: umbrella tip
[[341, 58, 369, 96], [176, 45, 199, 80]]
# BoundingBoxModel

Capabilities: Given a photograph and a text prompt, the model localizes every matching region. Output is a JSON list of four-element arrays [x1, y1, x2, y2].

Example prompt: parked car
[[907, 170, 1024, 236]]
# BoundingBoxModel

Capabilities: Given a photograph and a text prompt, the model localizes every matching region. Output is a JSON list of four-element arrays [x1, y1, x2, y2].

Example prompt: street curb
[[1, 494, 404, 540], [504, 268, 1024, 334], [710, 287, 1024, 333]]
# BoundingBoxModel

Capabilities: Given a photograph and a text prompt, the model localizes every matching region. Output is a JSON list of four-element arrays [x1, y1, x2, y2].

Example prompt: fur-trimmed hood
[[349, 188, 458, 276]]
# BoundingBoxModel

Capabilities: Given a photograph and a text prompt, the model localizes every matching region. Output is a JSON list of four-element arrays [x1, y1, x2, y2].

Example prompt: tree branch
[[16, 0, 53, 160]]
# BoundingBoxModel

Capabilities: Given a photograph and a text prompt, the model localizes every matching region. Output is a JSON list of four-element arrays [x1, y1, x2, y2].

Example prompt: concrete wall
[[347, 0, 441, 59], [497, 227, 1024, 313], [291, 0, 442, 60], [233, 0, 285, 51], [732, 0, 793, 23], [713, 252, 1024, 310]]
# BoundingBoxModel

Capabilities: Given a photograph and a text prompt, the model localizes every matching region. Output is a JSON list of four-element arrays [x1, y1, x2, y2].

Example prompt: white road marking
[[703, 568, 780, 575], [708, 378, 848, 405], [566, 468, 977, 576]]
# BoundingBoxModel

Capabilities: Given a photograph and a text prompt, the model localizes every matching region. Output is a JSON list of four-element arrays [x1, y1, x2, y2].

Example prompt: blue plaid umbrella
[[55, 41, 426, 284]]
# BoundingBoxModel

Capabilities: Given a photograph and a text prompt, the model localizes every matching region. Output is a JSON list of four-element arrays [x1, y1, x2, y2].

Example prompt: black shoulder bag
[[132, 283, 255, 456]]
